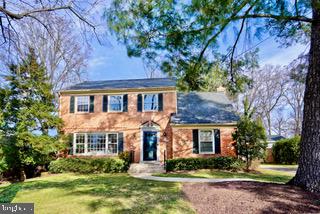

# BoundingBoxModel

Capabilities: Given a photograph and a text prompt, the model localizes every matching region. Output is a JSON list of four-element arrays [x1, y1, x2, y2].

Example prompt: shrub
[[229, 159, 245, 171], [165, 157, 243, 172], [118, 151, 131, 171], [49, 157, 126, 174], [272, 136, 300, 164], [0, 157, 8, 179]]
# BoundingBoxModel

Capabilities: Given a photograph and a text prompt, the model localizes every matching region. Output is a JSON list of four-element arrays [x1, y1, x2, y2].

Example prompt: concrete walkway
[[130, 173, 254, 183]]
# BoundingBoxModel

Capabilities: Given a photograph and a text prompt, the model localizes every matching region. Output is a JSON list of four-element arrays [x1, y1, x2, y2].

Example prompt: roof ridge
[[178, 91, 225, 94], [61, 77, 176, 91], [75, 77, 173, 84]]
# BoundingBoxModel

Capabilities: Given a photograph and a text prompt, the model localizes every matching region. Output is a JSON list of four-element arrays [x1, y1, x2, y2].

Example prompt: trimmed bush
[[165, 157, 243, 172], [272, 136, 300, 164], [118, 151, 131, 171], [49, 157, 126, 174]]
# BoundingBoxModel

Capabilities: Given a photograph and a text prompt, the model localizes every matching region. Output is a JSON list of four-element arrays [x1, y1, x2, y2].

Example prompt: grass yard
[[260, 164, 298, 168], [154, 168, 294, 183], [0, 173, 194, 214]]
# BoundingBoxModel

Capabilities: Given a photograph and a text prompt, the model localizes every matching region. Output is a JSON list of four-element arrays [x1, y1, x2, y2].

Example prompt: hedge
[[165, 157, 243, 172], [49, 157, 127, 174], [272, 136, 300, 164]]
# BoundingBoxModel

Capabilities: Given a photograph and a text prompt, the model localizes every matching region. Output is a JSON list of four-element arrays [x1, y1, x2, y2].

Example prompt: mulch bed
[[182, 181, 320, 214]]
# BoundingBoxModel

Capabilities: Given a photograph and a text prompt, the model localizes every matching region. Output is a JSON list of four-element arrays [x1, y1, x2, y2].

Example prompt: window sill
[[74, 112, 90, 114], [199, 152, 215, 155], [73, 153, 118, 156]]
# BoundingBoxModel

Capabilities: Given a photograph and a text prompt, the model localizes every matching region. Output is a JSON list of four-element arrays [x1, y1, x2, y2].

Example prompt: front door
[[143, 131, 157, 161]]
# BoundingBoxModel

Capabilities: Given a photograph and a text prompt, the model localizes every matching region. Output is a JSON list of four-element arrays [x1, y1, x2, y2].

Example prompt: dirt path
[[182, 181, 320, 214]]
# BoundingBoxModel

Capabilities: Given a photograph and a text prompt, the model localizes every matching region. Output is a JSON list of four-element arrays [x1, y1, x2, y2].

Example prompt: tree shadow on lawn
[[2, 174, 193, 213], [187, 181, 320, 213], [0, 183, 23, 203]]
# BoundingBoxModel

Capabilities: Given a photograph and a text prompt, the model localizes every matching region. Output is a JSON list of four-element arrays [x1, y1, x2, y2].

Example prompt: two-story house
[[59, 78, 239, 163]]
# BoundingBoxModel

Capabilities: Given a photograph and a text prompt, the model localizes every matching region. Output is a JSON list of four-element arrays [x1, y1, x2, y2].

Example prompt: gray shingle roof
[[267, 135, 285, 142], [171, 92, 239, 124], [62, 78, 176, 91]]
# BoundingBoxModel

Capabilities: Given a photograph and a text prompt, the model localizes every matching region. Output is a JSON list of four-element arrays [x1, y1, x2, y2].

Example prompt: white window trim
[[142, 93, 159, 112], [107, 95, 124, 112], [73, 132, 119, 155], [140, 127, 160, 162], [198, 130, 215, 154], [106, 132, 119, 155], [76, 96, 90, 113]]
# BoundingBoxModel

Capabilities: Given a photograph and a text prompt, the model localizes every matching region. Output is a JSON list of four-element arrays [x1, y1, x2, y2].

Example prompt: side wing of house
[[170, 92, 239, 159]]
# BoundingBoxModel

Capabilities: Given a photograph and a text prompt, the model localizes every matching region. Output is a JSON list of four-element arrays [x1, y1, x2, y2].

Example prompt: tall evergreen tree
[[232, 97, 267, 170], [107, 0, 320, 192], [0, 50, 63, 180]]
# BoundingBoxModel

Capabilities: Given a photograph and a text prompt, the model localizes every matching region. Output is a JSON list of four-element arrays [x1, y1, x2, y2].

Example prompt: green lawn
[[0, 173, 194, 214], [154, 169, 294, 183], [260, 164, 298, 168]]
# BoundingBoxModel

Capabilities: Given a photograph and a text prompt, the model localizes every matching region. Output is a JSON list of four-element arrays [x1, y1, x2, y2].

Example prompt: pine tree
[[0, 49, 64, 181]]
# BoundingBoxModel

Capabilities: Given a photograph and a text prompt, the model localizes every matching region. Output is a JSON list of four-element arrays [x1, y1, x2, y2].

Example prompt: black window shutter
[[68, 134, 74, 155], [123, 94, 128, 112], [158, 93, 163, 111], [137, 94, 142, 112], [102, 95, 108, 112], [89, 96, 94, 113], [214, 129, 221, 154], [192, 129, 199, 154], [118, 132, 124, 153], [70, 96, 75, 113]]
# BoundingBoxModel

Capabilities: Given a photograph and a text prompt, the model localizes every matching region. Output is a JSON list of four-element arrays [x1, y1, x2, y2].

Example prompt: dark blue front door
[[143, 131, 157, 161]]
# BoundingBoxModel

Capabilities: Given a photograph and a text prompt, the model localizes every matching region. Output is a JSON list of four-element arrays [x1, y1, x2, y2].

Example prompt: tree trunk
[[20, 169, 26, 182], [291, 1, 320, 192], [266, 113, 272, 135]]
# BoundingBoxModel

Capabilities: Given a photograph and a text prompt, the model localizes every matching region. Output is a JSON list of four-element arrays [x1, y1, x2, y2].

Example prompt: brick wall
[[59, 91, 177, 162], [265, 148, 274, 163], [171, 127, 237, 158]]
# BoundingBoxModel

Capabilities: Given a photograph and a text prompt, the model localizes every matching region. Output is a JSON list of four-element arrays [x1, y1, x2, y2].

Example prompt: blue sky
[[86, 36, 308, 81], [87, 38, 146, 81]]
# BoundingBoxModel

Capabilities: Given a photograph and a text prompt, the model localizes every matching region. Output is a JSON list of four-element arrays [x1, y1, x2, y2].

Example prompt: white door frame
[[140, 126, 160, 162]]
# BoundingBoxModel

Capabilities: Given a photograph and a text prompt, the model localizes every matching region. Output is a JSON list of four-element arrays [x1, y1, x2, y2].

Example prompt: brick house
[[59, 78, 239, 163]]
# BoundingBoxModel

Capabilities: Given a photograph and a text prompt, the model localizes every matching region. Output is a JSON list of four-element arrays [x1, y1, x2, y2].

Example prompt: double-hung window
[[74, 133, 119, 155], [143, 94, 158, 111], [199, 130, 214, 154], [87, 133, 106, 154], [77, 96, 89, 112], [107, 133, 118, 154], [108, 95, 123, 112], [75, 134, 85, 154]]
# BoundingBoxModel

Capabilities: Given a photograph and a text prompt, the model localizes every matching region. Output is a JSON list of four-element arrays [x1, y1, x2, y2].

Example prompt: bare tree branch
[[0, 1, 105, 93], [0, 5, 72, 19]]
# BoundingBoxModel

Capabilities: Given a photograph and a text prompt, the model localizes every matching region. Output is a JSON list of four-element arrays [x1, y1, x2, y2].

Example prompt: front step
[[128, 162, 165, 174]]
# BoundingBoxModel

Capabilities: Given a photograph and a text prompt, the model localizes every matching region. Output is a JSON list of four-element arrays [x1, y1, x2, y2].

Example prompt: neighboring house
[[267, 135, 286, 149], [265, 135, 286, 163], [59, 78, 239, 163]]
